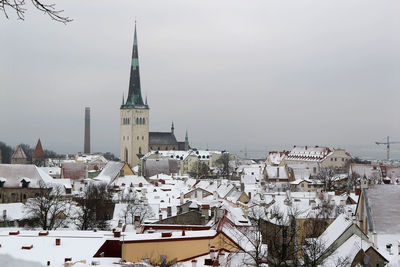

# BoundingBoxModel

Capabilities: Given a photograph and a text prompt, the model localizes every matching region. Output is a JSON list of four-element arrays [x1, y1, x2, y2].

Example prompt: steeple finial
[[185, 129, 189, 145], [171, 122, 175, 134], [122, 92, 125, 105], [145, 94, 148, 105]]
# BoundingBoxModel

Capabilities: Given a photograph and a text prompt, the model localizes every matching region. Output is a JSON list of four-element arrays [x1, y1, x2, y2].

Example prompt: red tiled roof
[[32, 139, 45, 159]]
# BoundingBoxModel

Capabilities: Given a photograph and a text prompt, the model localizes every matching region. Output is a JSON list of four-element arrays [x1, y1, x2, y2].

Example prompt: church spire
[[185, 129, 189, 145], [124, 21, 146, 107]]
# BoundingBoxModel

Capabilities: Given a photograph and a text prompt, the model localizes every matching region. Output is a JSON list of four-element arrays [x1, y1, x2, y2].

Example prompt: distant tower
[[185, 130, 190, 150], [120, 22, 149, 167], [11, 145, 27, 164], [171, 122, 174, 134], [84, 107, 91, 154], [32, 138, 45, 166]]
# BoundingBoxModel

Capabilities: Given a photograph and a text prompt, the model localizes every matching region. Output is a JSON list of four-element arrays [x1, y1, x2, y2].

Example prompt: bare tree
[[346, 172, 360, 192], [237, 208, 268, 266], [0, 0, 71, 23], [120, 190, 154, 225], [215, 152, 233, 179], [315, 168, 337, 191], [25, 182, 71, 230], [74, 183, 112, 230], [190, 161, 210, 179]]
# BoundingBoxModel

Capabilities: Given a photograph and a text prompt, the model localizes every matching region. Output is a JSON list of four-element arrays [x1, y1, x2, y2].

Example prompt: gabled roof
[[32, 139, 45, 159], [149, 132, 178, 146], [96, 161, 126, 184], [0, 164, 54, 188], [11, 145, 27, 160]]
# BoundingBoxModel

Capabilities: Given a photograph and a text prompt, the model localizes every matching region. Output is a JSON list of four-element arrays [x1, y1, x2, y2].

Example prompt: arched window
[[139, 147, 142, 154], [125, 148, 128, 162], [136, 118, 139, 124], [143, 118, 146, 124]]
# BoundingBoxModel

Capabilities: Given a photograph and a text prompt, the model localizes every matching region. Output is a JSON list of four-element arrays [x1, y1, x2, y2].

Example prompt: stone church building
[[120, 23, 189, 167]]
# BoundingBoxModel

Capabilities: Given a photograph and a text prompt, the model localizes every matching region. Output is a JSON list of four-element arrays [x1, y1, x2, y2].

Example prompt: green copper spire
[[123, 21, 147, 108], [185, 129, 189, 145]]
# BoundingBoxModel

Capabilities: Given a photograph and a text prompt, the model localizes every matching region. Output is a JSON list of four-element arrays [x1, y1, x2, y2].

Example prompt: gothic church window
[[143, 118, 146, 124], [136, 118, 139, 124]]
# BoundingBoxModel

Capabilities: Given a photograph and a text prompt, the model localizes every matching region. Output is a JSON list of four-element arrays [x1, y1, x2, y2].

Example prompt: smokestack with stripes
[[84, 107, 90, 154]]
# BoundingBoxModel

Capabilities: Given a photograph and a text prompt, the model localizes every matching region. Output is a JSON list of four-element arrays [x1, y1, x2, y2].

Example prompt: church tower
[[120, 22, 149, 167]]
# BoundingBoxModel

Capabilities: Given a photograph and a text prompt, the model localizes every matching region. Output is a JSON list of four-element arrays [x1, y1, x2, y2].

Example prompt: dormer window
[[21, 178, 31, 188]]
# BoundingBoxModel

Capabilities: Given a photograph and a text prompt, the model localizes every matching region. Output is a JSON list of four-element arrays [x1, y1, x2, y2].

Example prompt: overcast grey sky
[[1, 0, 400, 159]]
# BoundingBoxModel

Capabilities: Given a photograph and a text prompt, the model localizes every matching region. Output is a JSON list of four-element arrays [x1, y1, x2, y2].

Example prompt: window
[[125, 148, 128, 162], [142, 136, 144, 140], [23, 194, 26, 200], [331, 158, 333, 161], [137, 136, 139, 140], [136, 118, 139, 124], [301, 183, 304, 187], [123, 136, 125, 141], [139, 147, 142, 154], [341, 158, 344, 161], [335, 158, 337, 161]]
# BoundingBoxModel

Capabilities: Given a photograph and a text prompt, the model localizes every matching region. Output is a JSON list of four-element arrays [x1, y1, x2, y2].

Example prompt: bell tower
[[120, 22, 149, 167]]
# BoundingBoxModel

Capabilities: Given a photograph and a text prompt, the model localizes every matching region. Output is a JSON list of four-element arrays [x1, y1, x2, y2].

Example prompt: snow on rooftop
[[122, 229, 217, 242], [323, 234, 372, 267], [319, 214, 353, 250], [0, 230, 109, 266], [365, 185, 400, 234]]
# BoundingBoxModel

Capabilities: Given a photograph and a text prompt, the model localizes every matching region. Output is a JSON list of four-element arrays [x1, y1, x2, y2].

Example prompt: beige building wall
[[321, 149, 352, 169], [122, 233, 239, 263], [120, 108, 149, 167]]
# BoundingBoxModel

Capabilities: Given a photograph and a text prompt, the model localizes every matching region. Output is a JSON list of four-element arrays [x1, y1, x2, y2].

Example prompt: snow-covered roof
[[266, 151, 287, 165], [323, 234, 372, 267], [319, 214, 353, 250], [363, 185, 400, 234], [0, 164, 55, 188], [266, 165, 289, 179], [110, 175, 149, 187], [95, 161, 125, 184], [0, 203, 26, 221], [75, 154, 108, 164], [0, 230, 109, 266], [39, 167, 61, 176], [287, 146, 331, 162]]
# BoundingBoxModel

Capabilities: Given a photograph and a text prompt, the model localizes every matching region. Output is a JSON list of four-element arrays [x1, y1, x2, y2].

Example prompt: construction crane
[[375, 136, 400, 161]]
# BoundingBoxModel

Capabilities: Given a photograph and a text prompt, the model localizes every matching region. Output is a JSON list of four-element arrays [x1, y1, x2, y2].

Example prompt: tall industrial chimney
[[84, 107, 90, 154]]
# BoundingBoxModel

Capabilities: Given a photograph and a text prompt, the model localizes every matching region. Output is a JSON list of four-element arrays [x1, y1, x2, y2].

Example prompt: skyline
[[1, 0, 400, 160]]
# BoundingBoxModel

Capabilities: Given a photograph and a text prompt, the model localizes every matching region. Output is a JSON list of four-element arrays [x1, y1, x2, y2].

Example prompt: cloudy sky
[[1, 0, 400, 159]]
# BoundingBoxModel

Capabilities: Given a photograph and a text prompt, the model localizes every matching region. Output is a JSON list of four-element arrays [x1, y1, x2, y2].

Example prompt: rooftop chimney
[[84, 107, 91, 154]]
